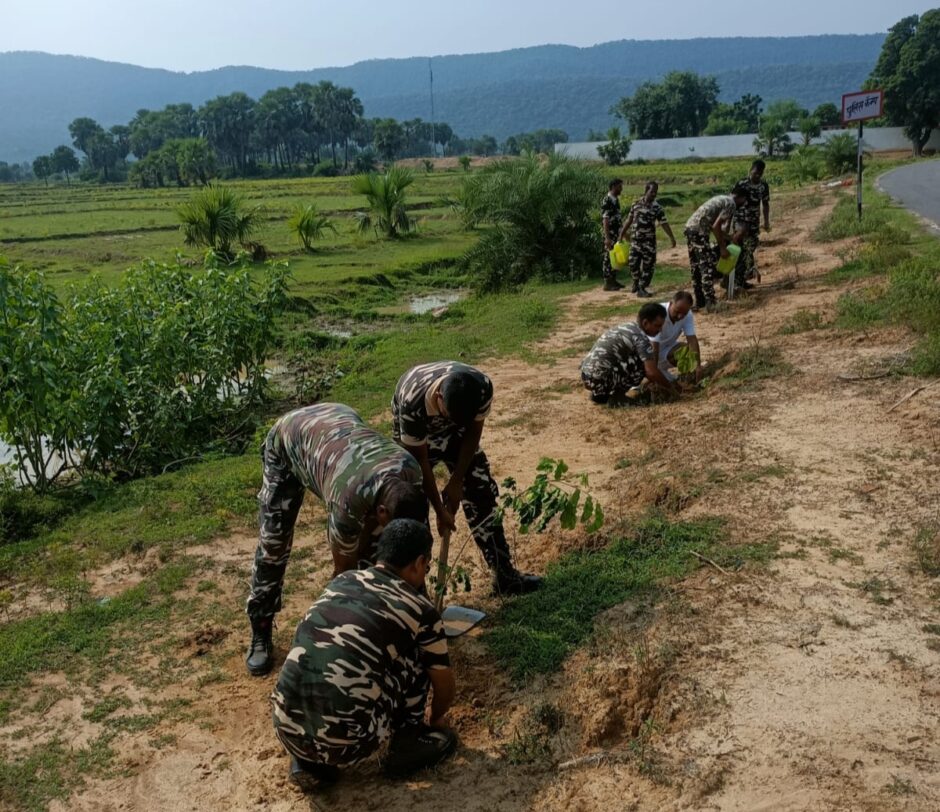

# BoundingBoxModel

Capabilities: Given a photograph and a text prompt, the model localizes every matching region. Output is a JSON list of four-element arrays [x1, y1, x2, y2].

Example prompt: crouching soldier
[[271, 519, 457, 789], [246, 403, 429, 677], [392, 361, 542, 595], [684, 189, 747, 310], [580, 302, 677, 404]]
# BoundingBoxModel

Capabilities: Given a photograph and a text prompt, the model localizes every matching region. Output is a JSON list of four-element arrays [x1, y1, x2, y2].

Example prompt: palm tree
[[287, 203, 336, 251], [176, 185, 261, 260], [352, 167, 415, 238]]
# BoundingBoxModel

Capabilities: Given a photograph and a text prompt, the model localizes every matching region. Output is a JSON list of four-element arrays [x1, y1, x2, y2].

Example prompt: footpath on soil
[[3, 188, 940, 812]]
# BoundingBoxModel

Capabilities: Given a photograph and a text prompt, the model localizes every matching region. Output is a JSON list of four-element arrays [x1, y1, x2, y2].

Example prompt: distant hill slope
[[0, 35, 883, 163]]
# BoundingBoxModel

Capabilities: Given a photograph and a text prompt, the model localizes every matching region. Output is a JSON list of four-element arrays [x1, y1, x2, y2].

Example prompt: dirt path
[[18, 190, 940, 811]]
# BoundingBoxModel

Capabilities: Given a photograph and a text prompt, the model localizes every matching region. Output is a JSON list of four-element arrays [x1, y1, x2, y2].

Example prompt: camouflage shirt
[[628, 198, 667, 240], [269, 403, 422, 556], [271, 566, 449, 761], [684, 195, 736, 236], [732, 177, 770, 231], [601, 192, 623, 239], [392, 362, 493, 446], [580, 322, 654, 377]]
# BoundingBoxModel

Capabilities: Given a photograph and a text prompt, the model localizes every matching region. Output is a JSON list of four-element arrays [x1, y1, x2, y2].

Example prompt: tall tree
[[68, 117, 104, 156], [813, 103, 841, 127], [612, 72, 720, 139], [32, 155, 52, 186], [868, 10, 940, 155], [372, 118, 405, 162], [50, 145, 79, 186], [199, 93, 256, 172]]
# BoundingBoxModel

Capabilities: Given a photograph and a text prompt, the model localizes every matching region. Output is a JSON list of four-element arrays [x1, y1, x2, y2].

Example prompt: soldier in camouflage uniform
[[580, 302, 677, 404], [600, 178, 625, 291], [272, 519, 457, 788], [620, 181, 677, 298], [392, 361, 541, 595], [683, 190, 747, 310], [245, 403, 429, 677], [732, 159, 771, 289]]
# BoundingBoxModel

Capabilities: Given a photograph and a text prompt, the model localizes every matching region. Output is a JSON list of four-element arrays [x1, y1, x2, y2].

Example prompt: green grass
[[779, 308, 826, 335], [484, 516, 771, 681], [913, 525, 940, 577], [722, 342, 793, 387]]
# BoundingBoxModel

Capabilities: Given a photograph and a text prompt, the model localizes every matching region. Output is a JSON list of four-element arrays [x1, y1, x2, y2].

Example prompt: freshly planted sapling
[[499, 457, 604, 534]]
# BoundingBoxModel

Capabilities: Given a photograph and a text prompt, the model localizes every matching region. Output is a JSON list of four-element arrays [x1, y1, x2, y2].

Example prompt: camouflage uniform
[[391, 361, 513, 574], [684, 195, 736, 308], [600, 192, 623, 282], [580, 322, 653, 398], [247, 403, 422, 621], [627, 198, 667, 290], [732, 178, 770, 284], [271, 566, 450, 768]]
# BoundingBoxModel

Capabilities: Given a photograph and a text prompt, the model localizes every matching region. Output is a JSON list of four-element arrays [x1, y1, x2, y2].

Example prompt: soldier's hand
[[720, 247, 730, 259], [436, 506, 457, 535]]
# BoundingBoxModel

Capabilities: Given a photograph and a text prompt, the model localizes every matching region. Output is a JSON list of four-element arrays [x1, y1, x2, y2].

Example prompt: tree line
[[16, 80, 575, 187], [610, 10, 938, 155]]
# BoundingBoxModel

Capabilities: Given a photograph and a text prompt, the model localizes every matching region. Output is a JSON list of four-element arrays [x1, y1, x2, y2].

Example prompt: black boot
[[290, 755, 339, 792], [245, 616, 274, 677], [384, 724, 458, 778], [493, 568, 543, 596]]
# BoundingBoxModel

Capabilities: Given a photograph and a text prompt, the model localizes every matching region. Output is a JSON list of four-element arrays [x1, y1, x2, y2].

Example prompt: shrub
[[0, 258, 289, 487], [596, 127, 632, 166], [312, 160, 341, 178], [458, 154, 603, 291], [352, 167, 415, 238], [287, 203, 336, 251], [176, 185, 262, 260], [822, 133, 859, 176]]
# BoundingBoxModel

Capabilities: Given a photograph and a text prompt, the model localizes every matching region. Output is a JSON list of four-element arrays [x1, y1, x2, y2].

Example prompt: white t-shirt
[[651, 302, 696, 350]]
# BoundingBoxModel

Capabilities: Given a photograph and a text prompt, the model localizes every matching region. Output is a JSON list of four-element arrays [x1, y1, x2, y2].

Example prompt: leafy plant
[[596, 127, 632, 166], [287, 203, 336, 250], [499, 457, 604, 534], [458, 155, 472, 172], [821, 133, 859, 175], [176, 184, 262, 260], [458, 153, 603, 290], [352, 167, 415, 238], [422, 158, 434, 173]]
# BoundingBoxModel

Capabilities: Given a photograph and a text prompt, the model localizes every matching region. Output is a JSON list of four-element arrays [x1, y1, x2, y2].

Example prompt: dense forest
[[0, 34, 884, 162]]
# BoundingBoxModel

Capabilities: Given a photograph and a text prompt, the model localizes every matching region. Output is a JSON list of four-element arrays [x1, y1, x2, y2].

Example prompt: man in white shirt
[[651, 291, 703, 384]]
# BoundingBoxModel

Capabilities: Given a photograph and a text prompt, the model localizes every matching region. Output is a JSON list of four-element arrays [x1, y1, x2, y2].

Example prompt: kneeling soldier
[[392, 361, 542, 595], [580, 302, 677, 403], [245, 403, 429, 677], [271, 519, 457, 789]]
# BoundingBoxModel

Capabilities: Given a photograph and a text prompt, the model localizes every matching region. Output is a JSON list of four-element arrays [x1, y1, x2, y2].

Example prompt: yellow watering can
[[609, 241, 630, 270], [715, 243, 741, 276]]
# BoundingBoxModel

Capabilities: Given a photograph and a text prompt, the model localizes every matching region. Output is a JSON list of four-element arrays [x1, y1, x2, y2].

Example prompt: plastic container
[[715, 243, 741, 275], [609, 241, 630, 270]]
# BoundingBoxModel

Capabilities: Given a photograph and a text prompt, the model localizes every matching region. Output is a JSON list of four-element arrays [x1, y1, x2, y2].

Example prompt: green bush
[[821, 133, 858, 176], [458, 154, 603, 291], [0, 257, 289, 488], [287, 203, 336, 250], [814, 196, 889, 241], [176, 185, 262, 260], [352, 167, 415, 238]]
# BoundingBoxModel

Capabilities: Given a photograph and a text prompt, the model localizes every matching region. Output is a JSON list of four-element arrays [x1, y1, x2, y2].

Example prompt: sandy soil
[[5, 188, 940, 811]]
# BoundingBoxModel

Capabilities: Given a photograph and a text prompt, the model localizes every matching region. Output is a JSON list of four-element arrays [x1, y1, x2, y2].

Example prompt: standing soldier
[[392, 361, 542, 595], [600, 178, 625, 292], [620, 180, 677, 299], [732, 159, 771, 289], [683, 190, 748, 311], [580, 302, 678, 404], [245, 403, 429, 677]]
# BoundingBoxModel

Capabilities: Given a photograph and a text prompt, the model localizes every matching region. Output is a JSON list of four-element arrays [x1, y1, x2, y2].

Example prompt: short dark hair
[[376, 519, 433, 568], [442, 372, 484, 425], [379, 479, 428, 523], [645, 180, 659, 193], [751, 159, 766, 172], [608, 178, 623, 190], [638, 302, 667, 324], [673, 290, 693, 305]]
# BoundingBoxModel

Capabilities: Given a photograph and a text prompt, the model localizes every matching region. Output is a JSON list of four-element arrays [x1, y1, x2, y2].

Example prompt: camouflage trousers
[[271, 649, 429, 768], [734, 229, 759, 285], [247, 433, 308, 621], [580, 355, 645, 400], [628, 236, 656, 289], [425, 431, 515, 574], [685, 228, 718, 307]]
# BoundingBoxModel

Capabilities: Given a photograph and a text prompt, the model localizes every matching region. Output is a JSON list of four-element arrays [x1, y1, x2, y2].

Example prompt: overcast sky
[[3, 1, 934, 72]]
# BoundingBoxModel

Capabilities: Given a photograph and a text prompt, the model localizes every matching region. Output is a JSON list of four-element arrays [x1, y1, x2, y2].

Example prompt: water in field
[[408, 291, 464, 314]]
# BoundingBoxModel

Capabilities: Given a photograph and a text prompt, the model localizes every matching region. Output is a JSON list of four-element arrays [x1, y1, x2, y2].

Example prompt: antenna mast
[[429, 58, 436, 157]]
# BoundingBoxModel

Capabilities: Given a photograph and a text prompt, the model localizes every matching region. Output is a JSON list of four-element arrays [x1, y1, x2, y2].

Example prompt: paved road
[[878, 160, 940, 235]]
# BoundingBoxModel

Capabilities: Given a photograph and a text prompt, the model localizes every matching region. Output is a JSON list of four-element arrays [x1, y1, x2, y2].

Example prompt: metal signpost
[[841, 90, 884, 221]]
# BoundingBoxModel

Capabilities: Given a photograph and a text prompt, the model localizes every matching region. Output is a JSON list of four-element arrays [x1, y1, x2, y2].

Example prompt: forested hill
[[1, 34, 884, 162]]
